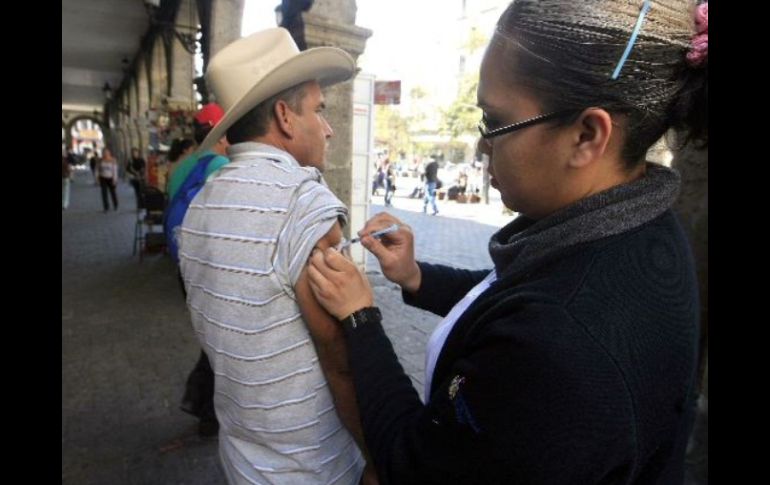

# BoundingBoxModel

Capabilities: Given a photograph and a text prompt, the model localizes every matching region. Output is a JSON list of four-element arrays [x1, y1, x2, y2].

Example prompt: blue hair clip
[[611, 0, 652, 80]]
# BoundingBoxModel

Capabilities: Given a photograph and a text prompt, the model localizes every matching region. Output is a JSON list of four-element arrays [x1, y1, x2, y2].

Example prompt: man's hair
[[226, 83, 309, 144], [193, 120, 214, 145], [168, 138, 196, 162]]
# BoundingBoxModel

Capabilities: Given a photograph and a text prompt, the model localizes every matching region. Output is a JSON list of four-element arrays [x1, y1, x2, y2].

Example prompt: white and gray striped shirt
[[179, 143, 363, 485]]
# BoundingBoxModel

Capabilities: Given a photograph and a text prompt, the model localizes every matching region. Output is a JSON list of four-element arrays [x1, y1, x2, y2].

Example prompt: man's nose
[[323, 116, 334, 138]]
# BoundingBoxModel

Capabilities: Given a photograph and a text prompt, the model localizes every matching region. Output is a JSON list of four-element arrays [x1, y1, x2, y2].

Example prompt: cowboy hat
[[196, 28, 355, 153]]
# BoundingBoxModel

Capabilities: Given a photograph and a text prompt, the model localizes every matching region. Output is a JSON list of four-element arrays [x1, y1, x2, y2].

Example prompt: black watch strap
[[341, 307, 382, 330]]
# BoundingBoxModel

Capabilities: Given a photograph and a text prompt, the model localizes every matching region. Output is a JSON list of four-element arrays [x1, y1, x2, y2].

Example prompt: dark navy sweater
[[344, 211, 699, 484]]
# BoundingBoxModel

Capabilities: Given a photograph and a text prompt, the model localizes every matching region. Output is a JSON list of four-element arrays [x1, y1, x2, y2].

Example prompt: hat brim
[[195, 47, 356, 155]]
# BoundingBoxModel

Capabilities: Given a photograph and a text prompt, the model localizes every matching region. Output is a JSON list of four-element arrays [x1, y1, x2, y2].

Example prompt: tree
[[441, 72, 480, 140], [374, 105, 412, 157], [410, 86, 428, 100], [440, 28, 487, 141]]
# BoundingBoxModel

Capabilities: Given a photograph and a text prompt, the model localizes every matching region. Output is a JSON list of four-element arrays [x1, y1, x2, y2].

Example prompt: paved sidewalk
[[62, 171, 225, 484]]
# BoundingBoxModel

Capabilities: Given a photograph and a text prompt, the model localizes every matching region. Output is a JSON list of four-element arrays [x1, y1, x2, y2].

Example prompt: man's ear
[[274, 99, 294, 138], [568, 108, 613, 169]]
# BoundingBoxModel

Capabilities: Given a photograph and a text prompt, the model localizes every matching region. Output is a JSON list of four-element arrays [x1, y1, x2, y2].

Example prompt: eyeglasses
[[478, 110, 579, 140]]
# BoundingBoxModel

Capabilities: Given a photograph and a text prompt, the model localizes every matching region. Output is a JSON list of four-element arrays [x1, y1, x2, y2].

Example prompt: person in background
[[422, 156, 439, 215], [62, 153, 72, 210], [173, 104, 229, 439], [126, 148, 146, 211], [166, 138, 196, 188], [167, 106, 229, 202], [97, 148, 119, 212], [89, 150, 99, 185]]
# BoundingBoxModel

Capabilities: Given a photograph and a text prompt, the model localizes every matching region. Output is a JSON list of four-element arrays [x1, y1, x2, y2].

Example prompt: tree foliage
[[374, 105, 412, 156], [441, 28, 487, 139]]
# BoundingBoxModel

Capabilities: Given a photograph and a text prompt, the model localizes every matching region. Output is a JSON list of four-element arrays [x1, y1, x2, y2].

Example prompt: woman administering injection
[[304, 1, 704, 481]]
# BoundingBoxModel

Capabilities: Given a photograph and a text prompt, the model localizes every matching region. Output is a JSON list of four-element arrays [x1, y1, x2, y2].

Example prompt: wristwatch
[[341, 307, 382, 330]]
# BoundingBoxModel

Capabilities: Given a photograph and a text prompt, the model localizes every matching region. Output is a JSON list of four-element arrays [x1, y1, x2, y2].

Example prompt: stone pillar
[[150, 37, 169, 109], [670, 135, 708, 378], [670, 133, 708, 485], [121, 130, 131, 163], [210, 0, 245, 59], [137, 58, 151, 152], [126, 116, 135, 153], [303, 1, 372, 246], [169, 0, 198, 113], [128, 82, 140, 153], [307, 0, 358, 22]]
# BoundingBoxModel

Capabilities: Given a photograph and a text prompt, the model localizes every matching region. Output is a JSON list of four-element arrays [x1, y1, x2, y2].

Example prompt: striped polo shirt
[[178, 142, 363, 484]]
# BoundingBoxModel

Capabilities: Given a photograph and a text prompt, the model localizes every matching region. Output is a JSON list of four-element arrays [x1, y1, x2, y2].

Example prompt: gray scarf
[[488, 163, 681, 280]]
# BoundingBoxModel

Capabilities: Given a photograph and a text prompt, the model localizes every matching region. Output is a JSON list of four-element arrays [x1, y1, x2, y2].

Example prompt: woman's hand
[[359, 213, 422, 293], [307, 248, 374, 320]]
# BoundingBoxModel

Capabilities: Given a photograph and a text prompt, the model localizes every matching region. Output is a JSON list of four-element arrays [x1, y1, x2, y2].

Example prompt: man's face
[[287, 81, 334, 171]]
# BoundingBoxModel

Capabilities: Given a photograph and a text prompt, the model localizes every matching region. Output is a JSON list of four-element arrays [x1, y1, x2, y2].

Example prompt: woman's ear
[[568, 108, 613, 169]]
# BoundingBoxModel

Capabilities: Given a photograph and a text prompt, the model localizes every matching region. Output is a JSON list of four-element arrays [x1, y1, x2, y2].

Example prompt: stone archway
[[65, 116, 107, 154]]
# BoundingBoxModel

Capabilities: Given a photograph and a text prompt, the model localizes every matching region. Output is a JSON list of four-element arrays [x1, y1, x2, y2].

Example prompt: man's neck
[[251, 133, 290, 154], [211, 143, 228, 156]]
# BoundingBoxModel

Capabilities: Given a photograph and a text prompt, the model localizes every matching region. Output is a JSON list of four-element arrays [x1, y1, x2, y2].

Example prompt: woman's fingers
[[309, 248, 337, 279], [361, 234, 391, 261], [307, 247, 375, 320], [322, 247, 355, 272]]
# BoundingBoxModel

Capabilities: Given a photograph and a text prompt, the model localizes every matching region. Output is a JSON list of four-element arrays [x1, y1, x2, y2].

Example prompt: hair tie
[[686, 2, 708, 67]]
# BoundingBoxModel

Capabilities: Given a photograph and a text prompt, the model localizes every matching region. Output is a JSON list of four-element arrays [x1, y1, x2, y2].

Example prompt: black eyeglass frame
[[478, 110, 580, 140]]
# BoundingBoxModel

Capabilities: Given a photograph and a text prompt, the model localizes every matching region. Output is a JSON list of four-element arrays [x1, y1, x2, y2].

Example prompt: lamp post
[[102, 82, 113, 101]]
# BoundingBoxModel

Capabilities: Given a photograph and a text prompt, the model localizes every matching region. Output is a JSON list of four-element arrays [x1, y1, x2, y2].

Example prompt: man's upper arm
[[294, 220, 345, 344], [312, 219, 343, 253]]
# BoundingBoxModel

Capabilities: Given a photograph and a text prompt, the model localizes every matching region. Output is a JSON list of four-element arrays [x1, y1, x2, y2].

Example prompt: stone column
[[209, 0, 245, 59], [169, 0, 198, 113], [670, 135, 708, 382], [150, 37, 169, 109], [670, 134, 708, 485], [128, 82, 141, 153], [137, 60, 152, 153], [303, 1, 372, 249]]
